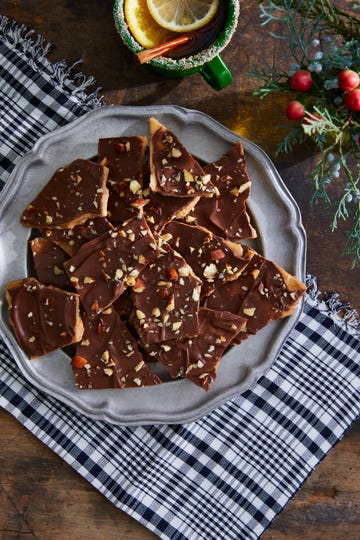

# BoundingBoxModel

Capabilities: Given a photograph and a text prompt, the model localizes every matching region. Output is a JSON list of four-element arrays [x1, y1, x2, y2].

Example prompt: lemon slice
[[146, 0, 219, 32], [124, 0, 174, 48]]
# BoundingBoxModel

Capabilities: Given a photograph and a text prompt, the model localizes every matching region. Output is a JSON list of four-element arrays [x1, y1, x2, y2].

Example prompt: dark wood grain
[[1, 1, 359, 538]]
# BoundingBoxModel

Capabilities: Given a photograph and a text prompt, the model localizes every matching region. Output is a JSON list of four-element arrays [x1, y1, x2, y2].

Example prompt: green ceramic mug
[[113, 0, 240, 91]]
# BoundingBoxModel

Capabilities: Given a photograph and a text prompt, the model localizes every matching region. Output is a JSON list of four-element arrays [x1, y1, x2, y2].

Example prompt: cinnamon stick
[[136, 35, 191, 64]]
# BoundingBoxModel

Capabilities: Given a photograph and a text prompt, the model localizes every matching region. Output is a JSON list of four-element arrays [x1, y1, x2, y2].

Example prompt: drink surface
[[167, 4, 228, 59]]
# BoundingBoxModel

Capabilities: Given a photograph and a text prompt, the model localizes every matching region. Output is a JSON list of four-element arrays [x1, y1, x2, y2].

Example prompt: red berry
[[290, 70, 313, 92], [344, 89, 360, 111], [286, 101, 305, 120], [338, 69, 360, 92]]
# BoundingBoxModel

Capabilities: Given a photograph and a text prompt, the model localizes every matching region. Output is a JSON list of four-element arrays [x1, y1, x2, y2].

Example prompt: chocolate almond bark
[[133, 240, 202, 344], [21, 159, 109, 229], [203, 252, 306, 341], [72, 307, 161, 389], [30, 237, 71, 290], [145, 307, 246, 391], [64, 215, 159, 318], [45, 217, 113, 256], [9, 126, 305, 395], [188, 142, 256, 240], [149, 117, 216, 198], [98, 136, 147, 183], [161, 221, 251, 296], [143, 186, 199, 232], [5, 277, 84, 358], [98, 136, 148, 224]]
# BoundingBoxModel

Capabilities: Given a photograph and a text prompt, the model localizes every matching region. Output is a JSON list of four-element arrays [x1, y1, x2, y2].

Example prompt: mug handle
[[199, 55, 233, 91]]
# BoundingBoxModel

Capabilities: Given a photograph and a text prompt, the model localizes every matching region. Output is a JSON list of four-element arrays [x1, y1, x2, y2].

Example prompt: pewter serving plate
[[0, 105, 306, 425]]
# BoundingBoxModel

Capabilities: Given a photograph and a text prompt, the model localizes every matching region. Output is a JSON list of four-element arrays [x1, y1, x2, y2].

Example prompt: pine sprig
[[250, 66, 290, 97], [251, 0, 360, 267], [259, 0, 360, 41], [275, 126, 308, 155]]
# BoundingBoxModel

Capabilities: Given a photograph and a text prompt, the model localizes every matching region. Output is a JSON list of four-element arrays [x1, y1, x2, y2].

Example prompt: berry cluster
[[286, 68, 360, 122], [251, 0, 360, 266]]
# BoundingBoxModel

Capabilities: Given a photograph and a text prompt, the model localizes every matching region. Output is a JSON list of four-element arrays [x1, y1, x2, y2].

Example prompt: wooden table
[[1, 1, 359, 538]]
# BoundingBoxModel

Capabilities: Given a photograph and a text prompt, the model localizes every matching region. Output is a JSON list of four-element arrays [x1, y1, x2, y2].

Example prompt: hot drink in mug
[[114, 0, 240, 91]]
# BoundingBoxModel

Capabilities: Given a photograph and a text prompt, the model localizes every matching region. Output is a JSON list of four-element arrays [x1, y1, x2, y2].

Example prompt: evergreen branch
[[252, 0, 360, 266], [275, 126, 308, 155], [259, 0, 360, 40]]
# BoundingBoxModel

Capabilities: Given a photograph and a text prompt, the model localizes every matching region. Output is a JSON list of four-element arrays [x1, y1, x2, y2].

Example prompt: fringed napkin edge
[[0, 14, 104, 110]]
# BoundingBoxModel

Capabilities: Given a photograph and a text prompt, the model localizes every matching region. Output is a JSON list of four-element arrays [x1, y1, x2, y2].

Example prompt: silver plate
[[0, 105, 306, 425]]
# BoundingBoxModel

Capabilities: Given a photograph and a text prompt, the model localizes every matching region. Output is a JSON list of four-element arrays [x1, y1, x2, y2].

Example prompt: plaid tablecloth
[[1, 16, 359, 540]]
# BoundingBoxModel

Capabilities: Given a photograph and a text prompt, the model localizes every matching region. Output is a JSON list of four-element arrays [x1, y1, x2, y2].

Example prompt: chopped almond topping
[[171, 147, 182, 158], [211, 249, 226, 260], [166, 267, 179, 281], [243, 307, 256, 317], [72, 355, 89, 368]]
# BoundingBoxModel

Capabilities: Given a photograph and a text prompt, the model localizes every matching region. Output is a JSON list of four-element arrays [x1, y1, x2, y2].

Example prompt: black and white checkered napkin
[[1, 17, 359, 540]]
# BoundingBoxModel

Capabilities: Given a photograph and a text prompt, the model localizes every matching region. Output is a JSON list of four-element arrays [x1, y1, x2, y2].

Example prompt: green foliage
[[251, 0, 360, 267]]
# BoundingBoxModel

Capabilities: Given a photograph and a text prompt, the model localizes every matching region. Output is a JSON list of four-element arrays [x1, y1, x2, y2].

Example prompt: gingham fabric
[[1, 17, 359, 540]]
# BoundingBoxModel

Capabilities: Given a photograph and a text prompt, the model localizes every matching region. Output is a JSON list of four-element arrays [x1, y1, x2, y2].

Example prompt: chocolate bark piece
[[145, 307, 246, 391], [20, 159, 109, 229], [204, 141, 251, 203], [98, 136, 147, 182], [64, 215, 159, 318], [188, 142, 256, 240], [143, 187, 199, 232], [45, 217, 113, 256], [133, 239, 202, 345], [203, 251, 306, 341], [149, 117, 216, 198], [29, 237, 71, 289], [5, 277, 84, 359], [72, 306, 161, 389], [161, 221, 251, 296], [98, 136, 148, 224]]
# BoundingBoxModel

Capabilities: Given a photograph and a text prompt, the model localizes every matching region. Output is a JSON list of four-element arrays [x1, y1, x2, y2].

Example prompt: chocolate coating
[[98, 136, 147, 185], [161, 221, 251, 296], [73, 306, 161, 389], [144, 188, 199, 231], [189, 142, 256, 240], [203, 251, 306, 340], [149, 117, 216, 198], [5, 277, 83, 358], [64, 215, 159, 318], [45, 217, 113, 256], [133, 240, 202, 344], [145, 307, 246, 391], [20, 159, 109, 229], [30, 237, 71, 289], [98, 136, 148, 224]]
